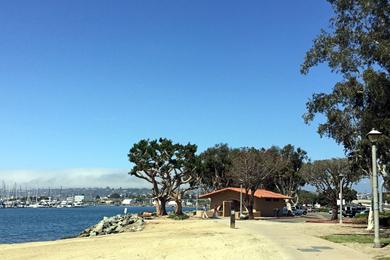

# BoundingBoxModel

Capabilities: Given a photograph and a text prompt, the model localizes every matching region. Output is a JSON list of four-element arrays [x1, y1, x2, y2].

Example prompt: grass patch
[[168, 213, 189, 220], [322, 234, 390, 245]]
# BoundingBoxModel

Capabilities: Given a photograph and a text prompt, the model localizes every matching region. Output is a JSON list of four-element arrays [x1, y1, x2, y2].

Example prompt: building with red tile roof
[[200, 187, 290, 217]]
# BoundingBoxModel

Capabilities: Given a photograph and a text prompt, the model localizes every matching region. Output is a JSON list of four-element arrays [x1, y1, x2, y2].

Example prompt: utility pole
[[339, 175, 344, 224], [240, 184, 243, 218]]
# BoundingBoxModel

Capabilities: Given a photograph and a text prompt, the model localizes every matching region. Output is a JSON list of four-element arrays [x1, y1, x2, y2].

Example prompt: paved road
[[226, 219, 372, 260]]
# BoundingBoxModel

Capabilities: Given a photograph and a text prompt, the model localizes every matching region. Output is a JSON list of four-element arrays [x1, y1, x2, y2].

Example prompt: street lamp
[[339, 174, 345, 224], [367, 128, 383, 248]]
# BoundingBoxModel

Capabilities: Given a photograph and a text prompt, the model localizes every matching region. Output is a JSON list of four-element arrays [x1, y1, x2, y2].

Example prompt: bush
[[351, 212, 390, 226], [352, 214, 368, 224], [168, 213, 189, 220], [380, 212, 390, 227]]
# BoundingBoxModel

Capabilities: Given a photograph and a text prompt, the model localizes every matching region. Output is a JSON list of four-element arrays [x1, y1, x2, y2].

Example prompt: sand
[[0, 218, 285, 260], [1, 217, 388, 260]]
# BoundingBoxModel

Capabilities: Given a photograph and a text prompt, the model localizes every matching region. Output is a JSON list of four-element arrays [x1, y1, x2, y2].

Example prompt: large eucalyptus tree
[[301, 0, 390, 185]]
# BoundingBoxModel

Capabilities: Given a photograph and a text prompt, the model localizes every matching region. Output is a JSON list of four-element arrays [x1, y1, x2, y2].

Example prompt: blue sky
[[0, 1, 357, 189]]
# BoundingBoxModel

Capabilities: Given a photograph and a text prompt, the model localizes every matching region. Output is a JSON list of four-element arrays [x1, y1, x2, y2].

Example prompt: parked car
[[292, 206, 307, 216], [343, 205, 367, 217], [328, 205, 367, 217], [356, 208, 370, 216]]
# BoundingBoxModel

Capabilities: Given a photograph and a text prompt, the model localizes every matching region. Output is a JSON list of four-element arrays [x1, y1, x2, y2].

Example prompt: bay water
[[0, 206, 190, 244]]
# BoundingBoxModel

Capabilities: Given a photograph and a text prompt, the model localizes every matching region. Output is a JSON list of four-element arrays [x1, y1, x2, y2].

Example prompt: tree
[[298, 190, 319, 205], [198, 144, 233, 191], [264, 145, 308, 204], [109, 193, 121, 199], [128, 138, 198, 216], [162, 142, 199, 215], [227, 147, 279, 219], [301, 0, 390, 185], [302, 158, 361, 220], [343, 187, 358, 203]]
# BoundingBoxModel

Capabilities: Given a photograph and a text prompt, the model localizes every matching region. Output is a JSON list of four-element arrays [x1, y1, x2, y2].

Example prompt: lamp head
[[367, 128, 382, 143]]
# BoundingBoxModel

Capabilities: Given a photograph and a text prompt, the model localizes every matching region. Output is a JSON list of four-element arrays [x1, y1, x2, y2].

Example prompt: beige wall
[[209, 190, 241, 210], [254, 198, 285, 216], [206, 191, 286, 217]]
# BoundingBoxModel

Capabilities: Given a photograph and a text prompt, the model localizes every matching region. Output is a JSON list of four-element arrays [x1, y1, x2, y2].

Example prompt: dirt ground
[[0, 217, 388, 260], [0, 218, 285, 260]]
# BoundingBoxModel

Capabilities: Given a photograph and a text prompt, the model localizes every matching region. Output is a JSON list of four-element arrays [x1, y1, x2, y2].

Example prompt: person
[[285, 199, 293, 216], [212, 205, 219, 218]]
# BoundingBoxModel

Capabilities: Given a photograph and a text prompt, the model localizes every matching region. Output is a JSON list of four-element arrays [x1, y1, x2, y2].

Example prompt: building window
[[265, 198, 271, 202], [273, 198, 279, 202]]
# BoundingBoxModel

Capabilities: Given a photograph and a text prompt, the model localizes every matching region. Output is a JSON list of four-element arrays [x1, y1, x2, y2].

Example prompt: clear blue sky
[[0, 1, 348, 185]]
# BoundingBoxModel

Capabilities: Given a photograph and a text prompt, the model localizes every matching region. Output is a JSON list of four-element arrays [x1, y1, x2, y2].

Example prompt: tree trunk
[[367, 207, 374, 231], [247, 194, 255, 219], [175, 199, 183, 215], [157, 197, 167, 216], [330, 206, 338, 220], [247, 205, 254, 219], [155, 199, 161, 216]]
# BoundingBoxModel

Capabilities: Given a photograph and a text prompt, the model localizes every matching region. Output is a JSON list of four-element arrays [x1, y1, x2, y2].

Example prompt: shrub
[[351, 212, 390, 226], [379, 212, 390, 227], [352, 214, 368, 224], [168, 213, 189, 220]]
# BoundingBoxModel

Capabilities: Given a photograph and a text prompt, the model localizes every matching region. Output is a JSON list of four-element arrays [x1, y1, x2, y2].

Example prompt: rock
[[78, 214, 144, 238]]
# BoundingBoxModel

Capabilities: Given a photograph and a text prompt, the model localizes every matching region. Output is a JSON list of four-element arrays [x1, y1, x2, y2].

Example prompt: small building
[[200, 187, 290, 217], [74, 195, 85, 203], [122, 199, 132, 205]]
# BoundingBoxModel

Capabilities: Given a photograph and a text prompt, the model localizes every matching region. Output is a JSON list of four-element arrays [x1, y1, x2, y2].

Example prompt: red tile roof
[[199, 187, 291, 199]]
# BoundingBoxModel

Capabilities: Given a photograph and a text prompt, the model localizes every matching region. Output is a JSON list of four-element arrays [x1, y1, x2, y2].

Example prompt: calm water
[[0, 206, 188, 244]]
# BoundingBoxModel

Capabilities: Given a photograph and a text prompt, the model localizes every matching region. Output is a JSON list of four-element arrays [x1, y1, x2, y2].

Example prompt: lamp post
[[339, 174, 344, 224], [240, 184, 243, 218], [367, 128, 383, 248]]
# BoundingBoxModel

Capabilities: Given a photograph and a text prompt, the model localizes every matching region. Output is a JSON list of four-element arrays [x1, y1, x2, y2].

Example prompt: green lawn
[[321, 234, 390, 245]]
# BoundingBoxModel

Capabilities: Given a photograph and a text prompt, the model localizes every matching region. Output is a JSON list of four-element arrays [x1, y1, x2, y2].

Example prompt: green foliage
[[384, 193, 390, 202], [198, 144, 233, 191], [297, 190, 319, 205], [301, 0, 390, 185], [351, 212, 390, 226], [109, 193, 121, 199], [352, 214, 368, 224], [342, 187, 358, 202], [227, 147, 285, 219], [301, 0, 390, 75], [264, 145, 308, 202], [168, 213, 189, 220], [128, 138, 199, 216], [302, 159, 360, 219]]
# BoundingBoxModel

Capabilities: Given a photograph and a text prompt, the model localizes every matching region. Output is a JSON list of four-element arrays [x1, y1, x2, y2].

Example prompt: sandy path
[[0, 218, 285, 260], [235, 219, 382, 260]]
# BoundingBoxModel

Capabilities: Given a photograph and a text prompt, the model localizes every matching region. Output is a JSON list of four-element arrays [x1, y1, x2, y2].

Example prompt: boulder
[[78, 214, 144, 238]]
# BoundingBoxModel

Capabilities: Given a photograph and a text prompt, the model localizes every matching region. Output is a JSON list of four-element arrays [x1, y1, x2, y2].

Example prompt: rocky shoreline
[[79, 214, 144, 237]]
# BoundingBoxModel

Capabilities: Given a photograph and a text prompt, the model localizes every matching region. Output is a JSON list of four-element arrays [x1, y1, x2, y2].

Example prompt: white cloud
[[0, 168, 150, 188]]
